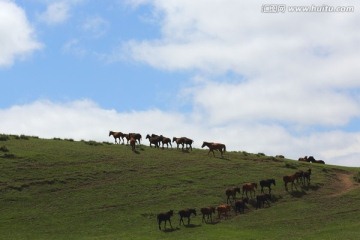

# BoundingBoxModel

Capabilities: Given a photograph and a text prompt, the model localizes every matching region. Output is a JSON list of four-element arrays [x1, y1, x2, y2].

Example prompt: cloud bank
[[0, 99, 359, 167]]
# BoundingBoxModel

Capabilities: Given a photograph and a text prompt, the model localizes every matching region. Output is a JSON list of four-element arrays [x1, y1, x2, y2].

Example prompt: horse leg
[[169, 219, 173, 229], [158, 219, 162, 230], [187, 217, 190, 225]]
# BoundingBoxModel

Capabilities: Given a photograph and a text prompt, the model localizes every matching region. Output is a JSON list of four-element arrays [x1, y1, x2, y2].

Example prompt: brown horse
[[130, 137, 136, 152], [217, 204, 231, 219], [201, 206, 216, 223], [283, 173, 298, 191], [109, 131, 125, 144], [225, 187, 241, 204], [242, 182, 257, 198], [173, 137, 193, 151], [157, 210, 174, 230], [201, 141, 226, 157]]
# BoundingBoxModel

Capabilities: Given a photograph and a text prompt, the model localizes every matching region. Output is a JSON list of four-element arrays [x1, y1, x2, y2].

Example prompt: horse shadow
[[133, 150, 141, 154], [184, 223, 201, 228], [162, 227, 180, 233], [301, 183, 322, 191], [290, 190, 307, 198]]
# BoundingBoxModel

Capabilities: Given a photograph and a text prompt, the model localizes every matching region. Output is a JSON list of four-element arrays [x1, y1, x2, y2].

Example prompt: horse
[[259, 179, 276, 194], [126, 133, 142, 144], [178, 208, 196, 226], [242, 182, 257, 198], [130, 137, 136, 152], [173, 137, 193, 151], [303, 168, 312, 185], [225, 187, 241, 204], [109, 131, 125, 144], [256, 194, 271, 209], [298, 156, 310, 162], [146, 134, 160, 148], [201, 141, 226, 157], [217, 204, 231, 219], [161, 137, 172, 149], [283, 173, 298, 191], [308, 156, 325, 164], [157, 210, 174, 230], [200, 206, 215, 223], [234, 197, 249, 214]]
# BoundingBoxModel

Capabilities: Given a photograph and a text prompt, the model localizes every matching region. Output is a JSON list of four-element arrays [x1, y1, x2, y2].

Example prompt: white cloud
[[0, 99, 359, 167], [0, 0, 42, 67], [38, 1, 70, 25], [121, 0, 360, 127], [82, 16, 109, 38]]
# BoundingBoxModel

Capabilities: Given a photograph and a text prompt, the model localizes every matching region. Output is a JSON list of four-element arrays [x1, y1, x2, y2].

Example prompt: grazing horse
[[259, 179, 276, 194], [201, 206, 216, 223], [109, 131, 125, 144], [126, 133, 142, 144], [256, 194, 271, 209], [242, 182, 257, 198], [225, 187, 241, 204], [298, 156, 310, 162], [234, 197, 249, 214], [157, 210, 174, 230], [178, 208, 196, 226], [283, 173, 298, 191], [146, 134, 160, 148], [217, 204, 231, 219], [130, 137, 136, 152], [303, 168, 312, 185], [173, 137, 193, 151], [201, 141, 226, 157], [308, 156, 325, 164]]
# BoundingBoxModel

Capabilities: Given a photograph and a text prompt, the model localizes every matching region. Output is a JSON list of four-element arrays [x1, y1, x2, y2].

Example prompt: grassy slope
[[0, 135, 359, 239]]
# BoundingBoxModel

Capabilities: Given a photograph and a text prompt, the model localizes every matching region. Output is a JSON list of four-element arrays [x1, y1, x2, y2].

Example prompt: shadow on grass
[[162, 227, 180, 233], [290, 190, 307, 198], [183, 223, 202, 228]]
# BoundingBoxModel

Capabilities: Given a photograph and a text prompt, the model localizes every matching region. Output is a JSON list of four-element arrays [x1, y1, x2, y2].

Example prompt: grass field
[[0, 134, 359, 239]]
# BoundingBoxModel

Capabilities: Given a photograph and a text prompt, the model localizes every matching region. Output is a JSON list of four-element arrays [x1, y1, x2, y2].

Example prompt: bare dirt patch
[[329, 172, 360, 197]]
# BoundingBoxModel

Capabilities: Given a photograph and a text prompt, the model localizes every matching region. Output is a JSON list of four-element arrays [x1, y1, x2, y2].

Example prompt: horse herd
[[157, 168, 312, 231], [109, 131, 227, 157], [298, 156, 325, 164]]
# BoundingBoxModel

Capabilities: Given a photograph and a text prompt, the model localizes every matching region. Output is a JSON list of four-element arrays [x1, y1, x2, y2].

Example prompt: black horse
[[178, 208, 196, 226], [157, 210, 174, 230], [260, 179, 276, 194]]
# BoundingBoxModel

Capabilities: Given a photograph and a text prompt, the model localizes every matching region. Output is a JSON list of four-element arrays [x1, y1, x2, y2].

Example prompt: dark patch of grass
[[0, 145, 9, 152], [0, 134, 10, 141]]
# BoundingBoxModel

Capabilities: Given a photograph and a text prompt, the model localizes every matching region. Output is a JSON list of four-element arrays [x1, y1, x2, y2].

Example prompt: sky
[[1, 0, 360, 167]]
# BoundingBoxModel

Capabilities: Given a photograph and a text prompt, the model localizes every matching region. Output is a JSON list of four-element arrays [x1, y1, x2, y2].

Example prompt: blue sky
[[1, 0, 360, 167]]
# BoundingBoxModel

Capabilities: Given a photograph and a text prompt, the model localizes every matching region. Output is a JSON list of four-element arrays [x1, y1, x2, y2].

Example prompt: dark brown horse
[[201, 206, 216, 223], [126, 133, 142, 144], [146, 134, 160, 148], [161, 137, 172, 149], [201, 141, 226, 157], [178, 208, 196, 226], [109, 131, 125, 144], [234, 197, 249, 214], [303, 168, 312, 185], [256, 194, 271, 209], [242, 182, 257, 198], [298, 156, 310, 162], [157, 210, 174, 230], [259, 179, 276, 194], [308, 156, 325, 164], [225, 187, 241, 204]]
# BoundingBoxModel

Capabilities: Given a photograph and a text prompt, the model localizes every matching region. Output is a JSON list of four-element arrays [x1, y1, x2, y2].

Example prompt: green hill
[[0, 134, 359, 239]]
